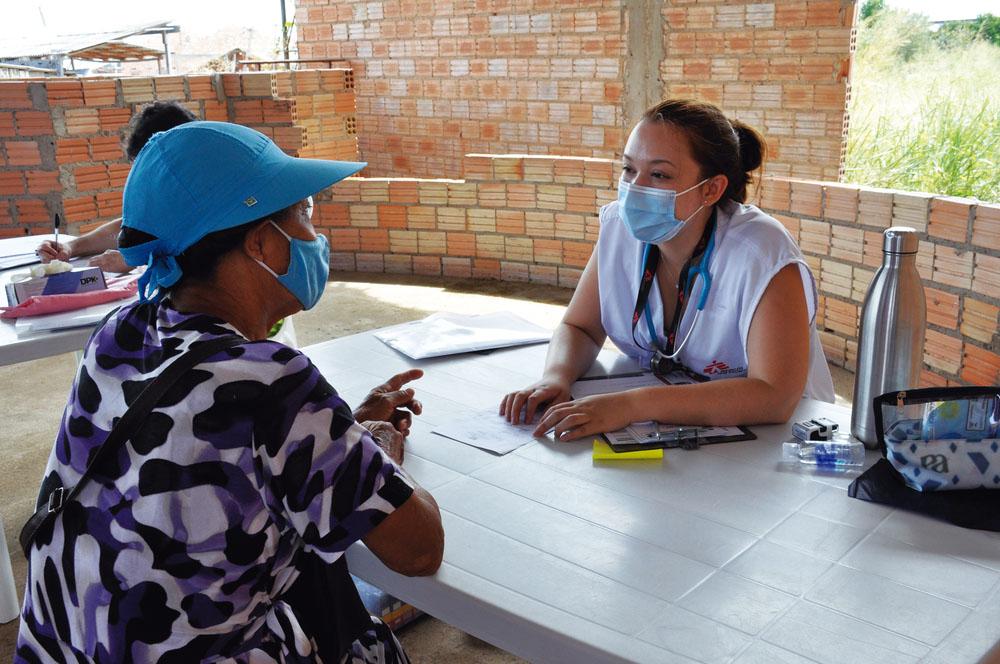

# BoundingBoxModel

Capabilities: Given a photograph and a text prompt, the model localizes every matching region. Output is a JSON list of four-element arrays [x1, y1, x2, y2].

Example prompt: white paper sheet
[[432, 410, 540, 455], [375, 311, 551, 359], [14, 301, 122, 336]]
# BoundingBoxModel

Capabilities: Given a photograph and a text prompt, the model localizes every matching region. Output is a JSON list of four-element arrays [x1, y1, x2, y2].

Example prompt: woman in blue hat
[[17, 122, 443, 663], [501, 99, 835, 440]]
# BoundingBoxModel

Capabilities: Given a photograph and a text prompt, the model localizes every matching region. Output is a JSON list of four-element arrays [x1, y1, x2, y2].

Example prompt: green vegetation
[[844, 5, 1000, 202]]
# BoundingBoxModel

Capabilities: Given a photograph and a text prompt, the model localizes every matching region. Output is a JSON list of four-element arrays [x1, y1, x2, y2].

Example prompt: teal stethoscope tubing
[[640, 226, 715, 360]]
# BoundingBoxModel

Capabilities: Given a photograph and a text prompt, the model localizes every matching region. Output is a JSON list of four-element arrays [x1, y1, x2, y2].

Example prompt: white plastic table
[[0, 235, 126, 367], [303, 331, 1000, 664]]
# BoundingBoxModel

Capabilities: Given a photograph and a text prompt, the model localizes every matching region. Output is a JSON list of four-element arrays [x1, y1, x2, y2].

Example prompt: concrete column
[[622, 0, 665, 133]]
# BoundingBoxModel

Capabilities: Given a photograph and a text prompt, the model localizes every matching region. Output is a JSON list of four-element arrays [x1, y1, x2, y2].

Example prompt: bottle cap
[[883, 226, 919, 254]]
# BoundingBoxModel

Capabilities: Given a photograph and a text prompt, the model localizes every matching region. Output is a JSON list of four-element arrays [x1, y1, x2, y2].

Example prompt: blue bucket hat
[[120, 121, 365, 301]]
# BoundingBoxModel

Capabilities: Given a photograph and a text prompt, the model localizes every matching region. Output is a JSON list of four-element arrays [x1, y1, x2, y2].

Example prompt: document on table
[[571, 371, 754, 451], [374, 311, 551, 359], [605, 422, 753, 448], [14, 301, 121, 335], [0, 254, 40, 270], [432, 409, 540, 455]]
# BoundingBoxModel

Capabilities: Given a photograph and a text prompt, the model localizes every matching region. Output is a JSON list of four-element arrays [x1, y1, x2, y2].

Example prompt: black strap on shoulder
[[19, 334, 246, 558], [630, 211, 717, 354]]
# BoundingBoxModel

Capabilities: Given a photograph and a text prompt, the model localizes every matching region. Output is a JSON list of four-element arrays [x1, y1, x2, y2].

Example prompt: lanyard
[[630, 210, 717, 356]]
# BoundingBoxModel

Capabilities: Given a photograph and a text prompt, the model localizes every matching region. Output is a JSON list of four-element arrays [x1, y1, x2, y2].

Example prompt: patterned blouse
[[16, 301, 415, 663]]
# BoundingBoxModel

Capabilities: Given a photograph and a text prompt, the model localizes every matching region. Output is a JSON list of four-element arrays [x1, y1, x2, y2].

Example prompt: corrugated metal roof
[[0, 20, 176, 60]]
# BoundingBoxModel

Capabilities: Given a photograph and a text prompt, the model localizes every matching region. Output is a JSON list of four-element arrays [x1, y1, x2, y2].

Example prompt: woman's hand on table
[[353, 369, 424, 437], [89, 250, 131, 274], [499, 379, 572, 425], [531, 392, 636, 441], [362, 420, 405, 464], [36, 240, 72, 263]]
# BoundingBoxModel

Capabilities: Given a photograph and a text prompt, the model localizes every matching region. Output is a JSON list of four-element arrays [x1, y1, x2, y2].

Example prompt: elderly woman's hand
[[362, 420, 405, 464], [353, 369, 424, 436]]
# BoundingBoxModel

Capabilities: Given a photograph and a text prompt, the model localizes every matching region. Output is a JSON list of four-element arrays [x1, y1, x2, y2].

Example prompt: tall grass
[[844, 11, 1000, 202]]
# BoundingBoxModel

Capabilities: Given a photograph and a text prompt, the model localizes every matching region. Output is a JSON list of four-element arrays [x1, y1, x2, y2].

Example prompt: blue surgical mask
[[617, 178, 708, 244], [255, 220, 329, 310]]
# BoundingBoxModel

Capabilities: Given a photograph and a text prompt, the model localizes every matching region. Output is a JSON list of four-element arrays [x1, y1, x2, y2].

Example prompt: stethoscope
[[638, 226, 715, 362]]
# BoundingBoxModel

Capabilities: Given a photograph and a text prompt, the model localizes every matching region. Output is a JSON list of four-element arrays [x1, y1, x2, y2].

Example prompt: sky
[[0, 0, 994, 43], [885, 0, 998, 22], [0, 0, 289, 41]]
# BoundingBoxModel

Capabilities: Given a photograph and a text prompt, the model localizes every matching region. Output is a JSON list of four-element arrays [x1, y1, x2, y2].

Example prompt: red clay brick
[[0, 171, 24, 195], [5, 140, 41, 167], [45, 79, 85, 107], [0, 81, 34, 109], [99, 107, 132, 132], [16, 198, 50, 223], [83, 79, 118, 107], [62, 195, 97, 223], [0, 112, 14, 137], [55, 138, 88, 164], [89, 136, 124, 161], [17, 110, 55, 136], [25, 170, 59, 195]]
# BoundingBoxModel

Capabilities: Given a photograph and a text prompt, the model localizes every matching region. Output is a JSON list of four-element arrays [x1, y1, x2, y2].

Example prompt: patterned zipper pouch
[[875, 387, 1000, 492]]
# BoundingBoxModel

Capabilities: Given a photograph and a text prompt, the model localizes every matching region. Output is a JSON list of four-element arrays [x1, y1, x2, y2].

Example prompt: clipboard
[[604, 424, 756, 452]]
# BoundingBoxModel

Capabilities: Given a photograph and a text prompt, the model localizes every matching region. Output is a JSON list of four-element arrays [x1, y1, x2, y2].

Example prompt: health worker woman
[[501, 99, 834, 440]]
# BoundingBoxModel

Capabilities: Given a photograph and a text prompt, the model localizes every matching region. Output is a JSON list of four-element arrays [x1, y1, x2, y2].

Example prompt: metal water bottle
[[851, 227, 926, 448]]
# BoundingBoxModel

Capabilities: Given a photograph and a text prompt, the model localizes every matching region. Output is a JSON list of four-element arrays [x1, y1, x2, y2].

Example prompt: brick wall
[[0, 70, 357, 238], [294, 0, 857, 182], [310, 154, 1000, 386], [760, 177, 1000, 386], [296, 0, 627, 178], [315, 153, 616, 285], [661, 1, 855, 181]]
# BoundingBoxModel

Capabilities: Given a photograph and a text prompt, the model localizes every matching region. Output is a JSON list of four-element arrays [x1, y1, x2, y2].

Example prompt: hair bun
[[731, 120, 765, 174]]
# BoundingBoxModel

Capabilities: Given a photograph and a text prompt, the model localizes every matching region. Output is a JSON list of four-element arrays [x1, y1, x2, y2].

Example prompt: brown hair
[[641, 99, 766, 203]]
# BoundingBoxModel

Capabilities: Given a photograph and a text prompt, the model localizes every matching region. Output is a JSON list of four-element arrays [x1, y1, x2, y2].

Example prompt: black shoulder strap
[[19, 335, 247, 558]]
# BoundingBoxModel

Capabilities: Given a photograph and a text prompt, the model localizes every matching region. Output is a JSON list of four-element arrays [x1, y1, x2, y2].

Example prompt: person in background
[[501, 98, 834, 441], [36, 101, 197, 273], [17, 122, 443, 663]]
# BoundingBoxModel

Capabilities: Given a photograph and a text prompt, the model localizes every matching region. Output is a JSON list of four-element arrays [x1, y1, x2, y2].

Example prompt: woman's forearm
[[68, 218, 122, 257], [540, 322, 604, 386], [630, 376, 801, 427]]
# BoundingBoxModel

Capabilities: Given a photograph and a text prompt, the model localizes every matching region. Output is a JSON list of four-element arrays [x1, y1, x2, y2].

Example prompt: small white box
[[5, 266, 107, 305]]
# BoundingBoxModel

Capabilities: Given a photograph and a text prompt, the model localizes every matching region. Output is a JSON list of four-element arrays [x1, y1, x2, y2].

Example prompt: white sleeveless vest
[[597, 199, 835, 402]]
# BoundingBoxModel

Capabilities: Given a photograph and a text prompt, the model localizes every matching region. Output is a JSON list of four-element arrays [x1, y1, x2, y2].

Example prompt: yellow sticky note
[[592, 439, 664, 460]]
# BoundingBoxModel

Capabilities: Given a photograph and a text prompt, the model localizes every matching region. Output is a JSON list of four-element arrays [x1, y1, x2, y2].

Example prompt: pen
[[53, 213, 61, 248]]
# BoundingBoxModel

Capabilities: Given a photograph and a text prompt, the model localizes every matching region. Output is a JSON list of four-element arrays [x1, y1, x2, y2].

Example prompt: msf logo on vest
[[703, 360, 745, 376]]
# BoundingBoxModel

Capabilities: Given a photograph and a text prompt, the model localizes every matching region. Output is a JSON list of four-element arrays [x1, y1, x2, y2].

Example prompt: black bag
[[282, 552, 374, 659], [848, 386, 1000, 532], [849, 458, 1000, 531]]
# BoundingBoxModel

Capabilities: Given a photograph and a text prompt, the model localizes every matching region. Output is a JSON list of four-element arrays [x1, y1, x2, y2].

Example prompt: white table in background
[[303, 331, 1000, 664], [0, 235, 127, 367]]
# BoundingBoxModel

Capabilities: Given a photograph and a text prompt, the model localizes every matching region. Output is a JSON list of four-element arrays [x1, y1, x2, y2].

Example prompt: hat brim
[[237, 153, 366, 223]]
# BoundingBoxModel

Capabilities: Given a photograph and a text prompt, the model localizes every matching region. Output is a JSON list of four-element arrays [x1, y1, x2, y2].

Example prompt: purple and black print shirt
[[16, 301, 414, 663]]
